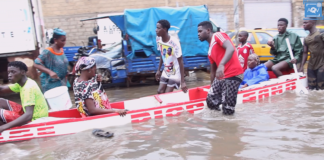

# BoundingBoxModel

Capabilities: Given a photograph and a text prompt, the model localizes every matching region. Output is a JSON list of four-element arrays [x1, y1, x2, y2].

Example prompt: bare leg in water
[[264, 61, 290, 77], [157, 83, 167, 94], [0, 98, 10, 126], [165, 86, 175, 93]]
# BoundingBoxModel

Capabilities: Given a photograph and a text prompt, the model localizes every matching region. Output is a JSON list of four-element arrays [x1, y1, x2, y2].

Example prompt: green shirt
[[270, 31, 303, 63], [9, 78, 48, 121]]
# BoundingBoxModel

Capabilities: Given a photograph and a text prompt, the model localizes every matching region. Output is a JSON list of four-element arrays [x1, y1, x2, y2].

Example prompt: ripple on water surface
[[1, 72, 324, 159]]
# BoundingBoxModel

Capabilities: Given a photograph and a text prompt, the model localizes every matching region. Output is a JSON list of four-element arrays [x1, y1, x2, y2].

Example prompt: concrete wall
[[292, 0, 324, 27], [292, 0, 304, 27], [41, 0, 243, 46], [41, 0, 324, 46]]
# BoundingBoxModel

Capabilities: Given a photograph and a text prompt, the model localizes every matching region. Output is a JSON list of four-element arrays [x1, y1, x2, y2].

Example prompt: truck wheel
[[126, 76, 132, 88]]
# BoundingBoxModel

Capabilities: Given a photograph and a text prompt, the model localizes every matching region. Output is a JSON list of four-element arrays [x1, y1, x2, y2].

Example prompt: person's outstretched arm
[[177, 56, 188, 93], [0, 85, 13, 95], [298, 41, 308, 72], [0, 106, 34, 133], [85, 99, 127, 117]]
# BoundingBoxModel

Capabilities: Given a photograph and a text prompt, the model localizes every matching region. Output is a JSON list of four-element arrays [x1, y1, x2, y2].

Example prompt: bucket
[[44, 86, 72, 111]]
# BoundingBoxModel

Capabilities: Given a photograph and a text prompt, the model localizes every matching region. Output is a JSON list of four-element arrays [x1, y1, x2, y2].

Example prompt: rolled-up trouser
[[206, 75, 243, 115], [307, 65, 324, 90]]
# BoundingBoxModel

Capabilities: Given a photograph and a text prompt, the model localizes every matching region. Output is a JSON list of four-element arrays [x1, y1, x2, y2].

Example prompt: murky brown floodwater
[[1, 71, 324, 160]]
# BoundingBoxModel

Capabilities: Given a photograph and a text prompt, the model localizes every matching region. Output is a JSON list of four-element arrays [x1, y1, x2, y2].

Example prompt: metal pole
[[233, 0, 240, 47]]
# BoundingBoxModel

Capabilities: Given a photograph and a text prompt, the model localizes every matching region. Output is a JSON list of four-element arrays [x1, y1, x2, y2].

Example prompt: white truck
[[0, 0, 46, 83]]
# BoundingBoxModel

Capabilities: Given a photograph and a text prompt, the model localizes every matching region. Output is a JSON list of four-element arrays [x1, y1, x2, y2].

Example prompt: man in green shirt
[[0, 61, 48, 133], [265, 18, 303, 77]]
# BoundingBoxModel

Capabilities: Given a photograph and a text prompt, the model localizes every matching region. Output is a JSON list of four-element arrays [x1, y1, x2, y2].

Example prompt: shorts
[[206, 75, 243, 115], [307, 65, 324, 90], [0, 100, 24, 123], [160, 76, 180, 89], [269, 58, 293, 68]]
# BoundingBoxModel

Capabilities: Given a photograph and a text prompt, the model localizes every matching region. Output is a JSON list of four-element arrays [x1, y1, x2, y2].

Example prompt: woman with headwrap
[[34, 28, 69, 92], [240, 54, 269, 88], [73, 57, 127, 117]]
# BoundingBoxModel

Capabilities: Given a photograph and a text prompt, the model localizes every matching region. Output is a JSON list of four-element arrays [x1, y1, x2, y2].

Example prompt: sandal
[[92, 129, 114, 138]]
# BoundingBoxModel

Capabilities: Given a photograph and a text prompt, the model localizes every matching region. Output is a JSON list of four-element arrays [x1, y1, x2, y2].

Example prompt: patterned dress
[[73, 76, 111, 117], [34, 47, 68, 92]]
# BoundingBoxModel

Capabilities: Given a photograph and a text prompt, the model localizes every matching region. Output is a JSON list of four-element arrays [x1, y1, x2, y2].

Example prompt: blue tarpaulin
[[113, 5, 210, 59], [109, 15, 125, 33]]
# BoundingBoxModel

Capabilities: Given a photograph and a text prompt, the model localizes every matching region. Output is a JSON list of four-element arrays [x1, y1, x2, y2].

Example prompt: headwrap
[[75, 57, 96, 71], [53, 28, 66, 36], [248, 53, 260, 65], [49, 28, 66, 45]]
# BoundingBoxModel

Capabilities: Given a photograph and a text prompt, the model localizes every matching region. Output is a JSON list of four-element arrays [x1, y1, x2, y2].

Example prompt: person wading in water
[[299, 17, 324, 90], [197, 21, 243, 115]]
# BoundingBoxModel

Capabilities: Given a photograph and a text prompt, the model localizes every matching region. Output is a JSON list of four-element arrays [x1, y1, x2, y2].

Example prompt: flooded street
[[1, 71, 324, 159]]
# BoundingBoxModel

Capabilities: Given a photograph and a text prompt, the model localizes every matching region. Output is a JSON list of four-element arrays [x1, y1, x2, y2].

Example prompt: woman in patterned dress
[[73, 57, 127, 117]]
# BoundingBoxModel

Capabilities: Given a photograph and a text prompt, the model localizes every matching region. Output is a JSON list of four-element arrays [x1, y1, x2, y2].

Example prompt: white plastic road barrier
[[285, 38, 309, 95]]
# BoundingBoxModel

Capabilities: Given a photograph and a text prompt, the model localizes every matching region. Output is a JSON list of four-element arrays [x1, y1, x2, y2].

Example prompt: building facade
[[41, 0, 320, 46]]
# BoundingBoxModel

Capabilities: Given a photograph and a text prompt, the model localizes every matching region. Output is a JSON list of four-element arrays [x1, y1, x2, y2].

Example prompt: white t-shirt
[[156, 36, 183, 80]]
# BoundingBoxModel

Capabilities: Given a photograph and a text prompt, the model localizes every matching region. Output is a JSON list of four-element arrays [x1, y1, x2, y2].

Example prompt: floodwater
[[1, 71, 324, 160]]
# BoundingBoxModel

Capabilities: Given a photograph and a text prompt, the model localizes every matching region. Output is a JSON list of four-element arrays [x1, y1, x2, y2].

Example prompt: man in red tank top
[[198, 21, 243, 115], [237, 31, 255, 71]]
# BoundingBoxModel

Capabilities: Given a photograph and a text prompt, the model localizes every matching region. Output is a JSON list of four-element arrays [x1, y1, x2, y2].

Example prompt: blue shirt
[[240, 64, 269, 88]]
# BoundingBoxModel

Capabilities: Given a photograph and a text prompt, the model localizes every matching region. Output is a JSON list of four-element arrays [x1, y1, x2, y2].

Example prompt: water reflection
[[1, 72, 324, 159]]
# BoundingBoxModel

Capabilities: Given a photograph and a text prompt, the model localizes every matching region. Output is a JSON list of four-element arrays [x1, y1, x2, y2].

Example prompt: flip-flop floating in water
[[92, 129, 114, 138]]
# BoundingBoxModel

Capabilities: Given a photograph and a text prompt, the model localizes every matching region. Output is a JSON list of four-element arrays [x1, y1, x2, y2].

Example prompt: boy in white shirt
[[155, 19, 188, 94]]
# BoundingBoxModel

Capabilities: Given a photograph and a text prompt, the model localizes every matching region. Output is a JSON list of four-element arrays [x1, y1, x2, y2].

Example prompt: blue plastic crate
[[63, 46, 97, 62], [111, 69, 127, 79]]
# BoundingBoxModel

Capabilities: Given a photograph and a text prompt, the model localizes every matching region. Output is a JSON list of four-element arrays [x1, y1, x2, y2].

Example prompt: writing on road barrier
[[0, 126, 55, 141], [241, 81, 296, 103], [131, 103, 205, 123]]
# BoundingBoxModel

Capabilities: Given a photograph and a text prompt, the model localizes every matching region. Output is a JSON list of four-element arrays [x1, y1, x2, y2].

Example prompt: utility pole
[[233, 0, 240, 47]]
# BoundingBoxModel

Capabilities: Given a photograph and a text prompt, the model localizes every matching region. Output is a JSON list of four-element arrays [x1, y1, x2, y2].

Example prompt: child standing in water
[[237, 31, 255, 71], [155, 19, 188, 94]]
